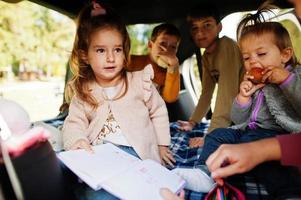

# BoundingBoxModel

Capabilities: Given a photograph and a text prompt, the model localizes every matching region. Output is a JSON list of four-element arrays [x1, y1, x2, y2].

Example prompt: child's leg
[[239, 128, 281, 143], [172, 165, 215, 192], [197, 128, 242, 165], [172, 128, 242, 192]]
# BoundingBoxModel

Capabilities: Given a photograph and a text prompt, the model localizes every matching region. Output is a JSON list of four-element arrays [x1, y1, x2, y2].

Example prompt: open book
[[57, 143, 186, 200]]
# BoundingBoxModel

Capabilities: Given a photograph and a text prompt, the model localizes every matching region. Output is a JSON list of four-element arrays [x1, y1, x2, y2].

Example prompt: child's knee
[[206, 128, 229, 139]]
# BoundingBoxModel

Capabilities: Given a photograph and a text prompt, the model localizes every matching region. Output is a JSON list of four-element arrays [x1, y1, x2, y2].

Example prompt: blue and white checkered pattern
[[169, 122, 208, 168]]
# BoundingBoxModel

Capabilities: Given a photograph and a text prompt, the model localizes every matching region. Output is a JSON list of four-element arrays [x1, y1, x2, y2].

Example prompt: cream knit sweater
[[62, 65, 170, 162]]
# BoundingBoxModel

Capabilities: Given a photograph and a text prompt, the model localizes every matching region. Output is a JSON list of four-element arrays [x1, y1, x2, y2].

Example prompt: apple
[[248, 67, 264, 84]]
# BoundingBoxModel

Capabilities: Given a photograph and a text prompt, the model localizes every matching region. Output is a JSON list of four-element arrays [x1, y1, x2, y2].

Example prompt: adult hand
[[160, 188, 185, 200], [159, 146, 176, 167], [206, 139, 281, 183], [206, 143, 262, 183], [176, 120, 195, 132], [70, 139, 94, 153]]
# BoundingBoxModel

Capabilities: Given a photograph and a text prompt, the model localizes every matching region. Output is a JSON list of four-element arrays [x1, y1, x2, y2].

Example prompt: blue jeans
[[62, 144, 140, 200], [196, 127, 281, 166]]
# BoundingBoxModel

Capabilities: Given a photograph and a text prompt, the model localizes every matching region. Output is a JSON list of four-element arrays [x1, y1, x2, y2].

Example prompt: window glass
[[0, 1, 76, 121], [127, 24, 158, 55]]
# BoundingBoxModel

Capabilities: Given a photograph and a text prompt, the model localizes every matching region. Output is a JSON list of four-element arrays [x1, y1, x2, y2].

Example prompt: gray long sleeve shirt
[[231, 65, 301, 133]]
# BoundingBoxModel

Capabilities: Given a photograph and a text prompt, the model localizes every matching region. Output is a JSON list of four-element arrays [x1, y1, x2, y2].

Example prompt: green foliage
[[127, 24, 158, 55], [0, 1, 158, 78], [0, 1, 75, 77]]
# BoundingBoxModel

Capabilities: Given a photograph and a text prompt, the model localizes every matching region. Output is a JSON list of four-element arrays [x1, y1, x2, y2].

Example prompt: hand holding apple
[[261, 66, 291, 84]]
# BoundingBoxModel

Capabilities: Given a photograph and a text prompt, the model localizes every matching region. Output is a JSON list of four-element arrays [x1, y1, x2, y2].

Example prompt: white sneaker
[[172, 168, 215, 193]]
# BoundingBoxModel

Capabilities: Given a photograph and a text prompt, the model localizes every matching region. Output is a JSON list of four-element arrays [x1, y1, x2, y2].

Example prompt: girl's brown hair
[[66, 3, 131, 109], [236, 1, 299, 66]]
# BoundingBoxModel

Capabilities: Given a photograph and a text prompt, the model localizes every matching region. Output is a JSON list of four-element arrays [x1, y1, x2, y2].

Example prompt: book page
[[102, 159, 186, 200], [57, 143, 140, 190]]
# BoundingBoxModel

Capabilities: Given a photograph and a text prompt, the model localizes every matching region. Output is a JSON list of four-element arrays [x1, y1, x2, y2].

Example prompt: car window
[[128, 24, 158, 55], [0, 1, 75, 122]]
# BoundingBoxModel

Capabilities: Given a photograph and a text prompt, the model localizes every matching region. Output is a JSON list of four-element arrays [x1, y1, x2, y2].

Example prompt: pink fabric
[[6, 127, 50, 157], [0, 99, 49, 157], [205, 182, 246, 200]]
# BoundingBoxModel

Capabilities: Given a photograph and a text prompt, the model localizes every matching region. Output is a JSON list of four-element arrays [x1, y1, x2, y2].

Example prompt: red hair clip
[[91, 0, 106, 16]]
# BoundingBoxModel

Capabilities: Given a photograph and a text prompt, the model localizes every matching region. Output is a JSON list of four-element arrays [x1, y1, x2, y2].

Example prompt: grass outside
[[0, 78, 65, 122]]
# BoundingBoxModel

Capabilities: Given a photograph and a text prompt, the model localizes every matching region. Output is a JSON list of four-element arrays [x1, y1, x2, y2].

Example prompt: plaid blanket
[[168, 122, 269, 200], [169, 122, 208, 168]]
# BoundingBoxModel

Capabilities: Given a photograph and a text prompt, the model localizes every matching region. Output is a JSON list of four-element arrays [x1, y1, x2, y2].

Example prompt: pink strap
[[205, 182, 246, 200]]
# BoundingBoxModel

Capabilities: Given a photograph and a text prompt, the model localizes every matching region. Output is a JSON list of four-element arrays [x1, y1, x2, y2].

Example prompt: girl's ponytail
[[237, 1, 278, 41], [236, 1, 299, 66]]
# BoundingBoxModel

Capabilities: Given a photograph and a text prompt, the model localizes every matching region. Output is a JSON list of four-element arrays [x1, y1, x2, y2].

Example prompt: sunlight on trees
[[0, 1, 75, 80], [128, 24, 157, 55], [0, 1, 156, 81]]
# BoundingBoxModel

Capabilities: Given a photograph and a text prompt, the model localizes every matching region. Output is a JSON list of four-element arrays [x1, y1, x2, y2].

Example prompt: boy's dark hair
[[150, 23, 181, 42], [187, 3, 221, 24]]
